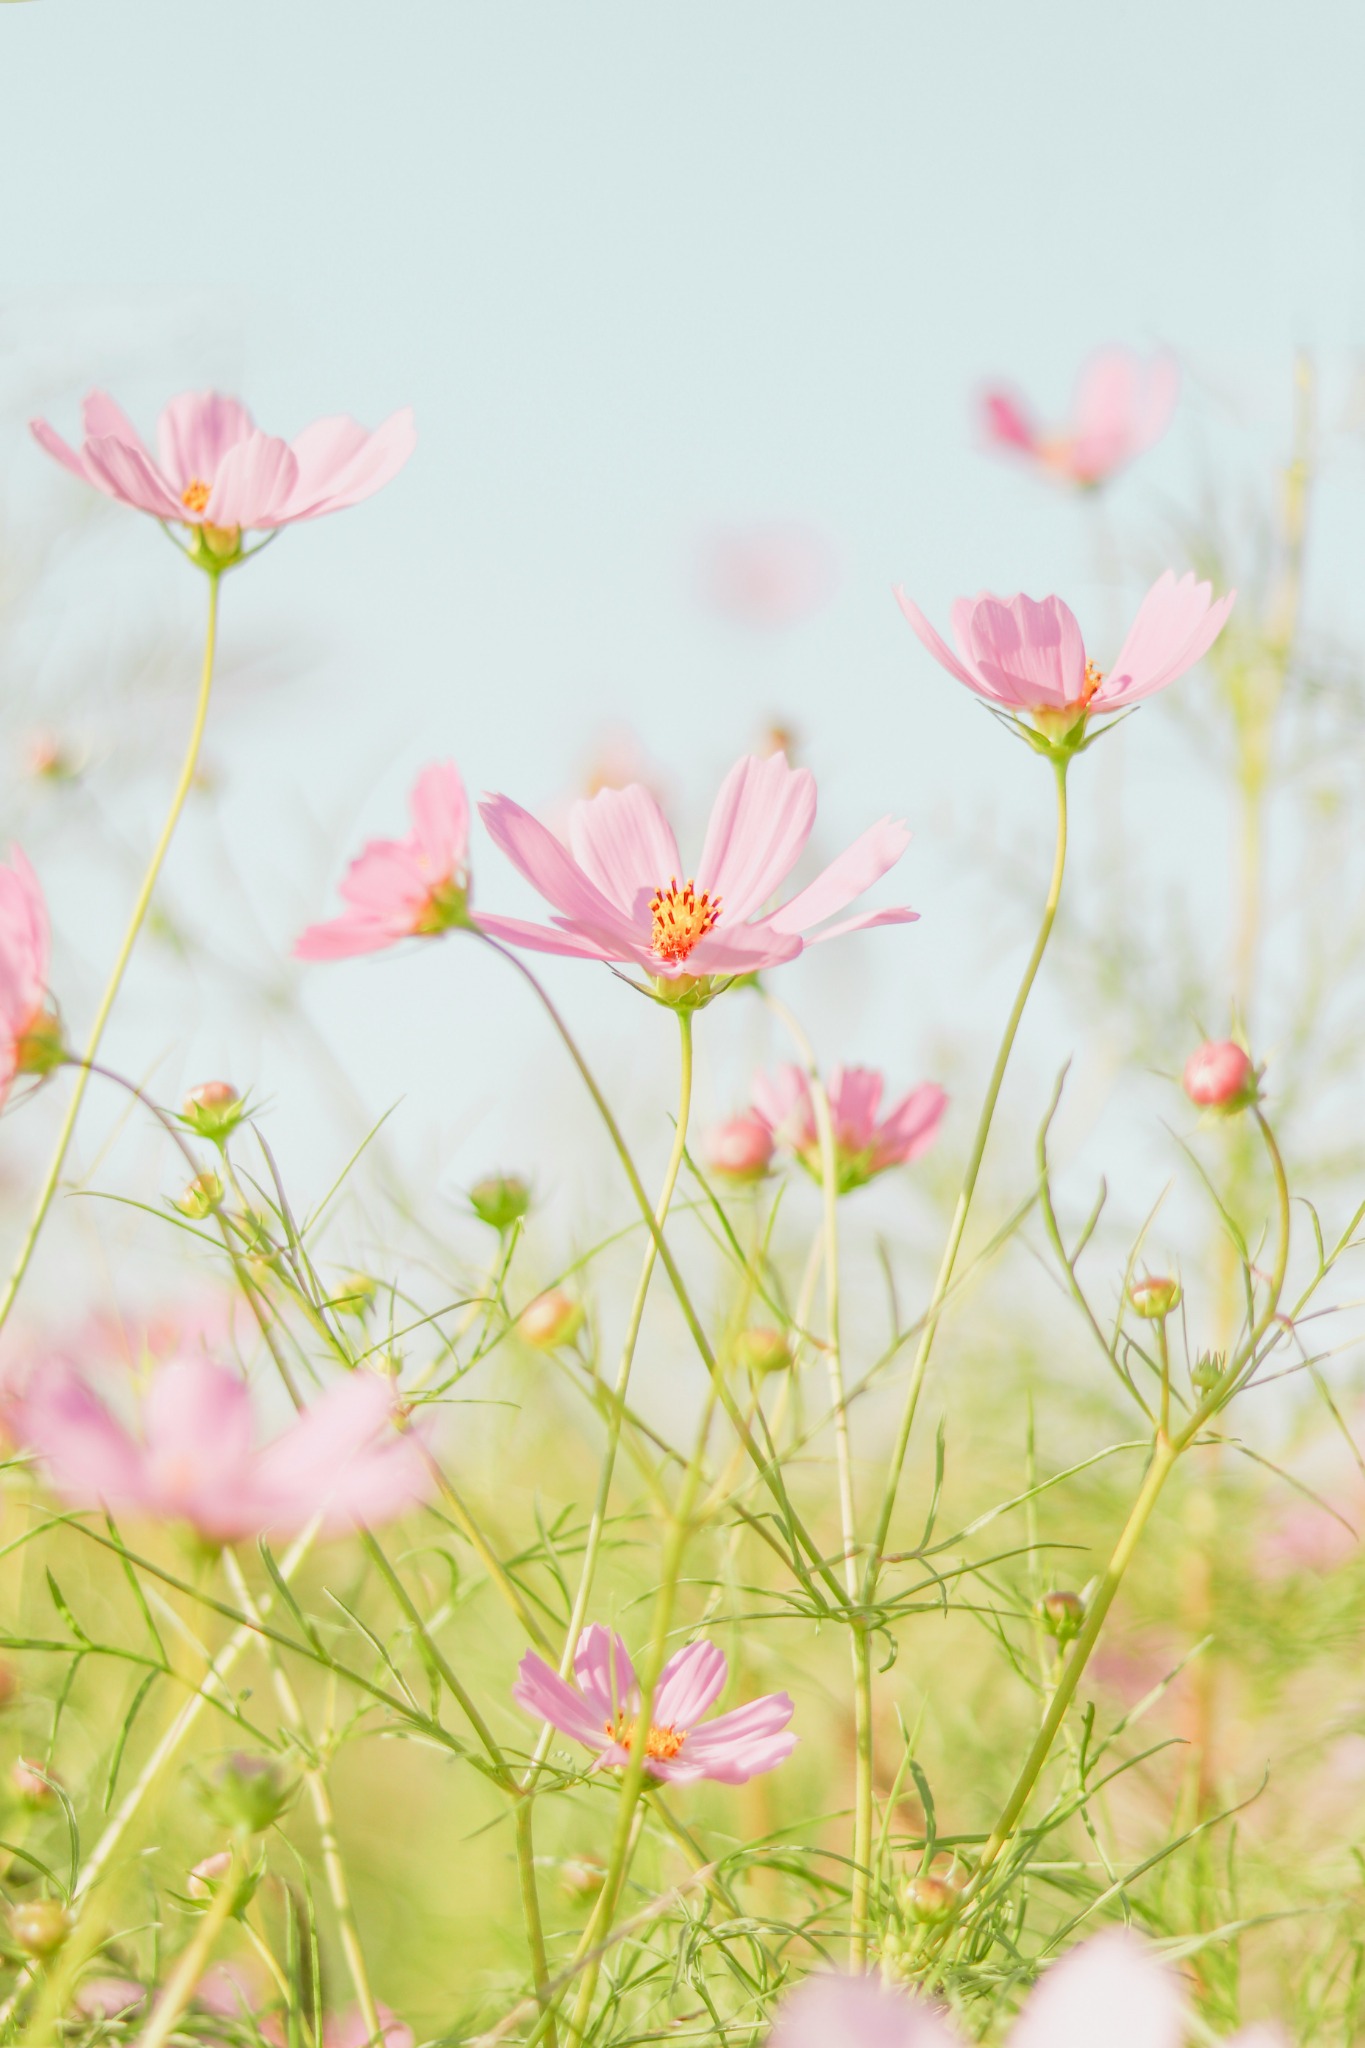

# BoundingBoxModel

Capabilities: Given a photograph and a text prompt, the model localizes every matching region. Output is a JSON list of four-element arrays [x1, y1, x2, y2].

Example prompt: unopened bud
[[15, 1009, 65, 1080], [517, 1290, 584, 1350], [332, 1272, 377, 1319], [25, 732, 78, 783], [705, 1116, 774, 1183], [11, 1758, 56, 1807], [469, 1176, 532, 1234], [201, 1754, 292, 1835], [903, 1873, 957, 1925], [1183, 1040, 1256, 1113], [187, 1850, 234, 1899], [1130, 1275, 1180, 1320], [174, 1171, 223, 1220], [180, 1080, 244, 1144], [560, 1855, 606, 1902], [1192, 1350, 1225, 1393], [9, 1899, 68, 1957], [732, 1326, 793, 1376], [1039, 1590, 1085, 1644]]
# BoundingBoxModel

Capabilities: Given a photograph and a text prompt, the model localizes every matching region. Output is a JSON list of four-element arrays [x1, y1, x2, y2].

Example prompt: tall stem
[[0, 571, 223, 1333], [135, 1841, 241, 2048], [866, 757, 1069, 1588]]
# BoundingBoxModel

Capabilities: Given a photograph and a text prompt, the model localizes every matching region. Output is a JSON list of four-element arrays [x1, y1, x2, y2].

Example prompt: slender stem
[[135, 1840, 241, 2048], [0, 571, 222, 1334], [866, 757, 1069, 1590], [1157, 1317, 1171, 1440]]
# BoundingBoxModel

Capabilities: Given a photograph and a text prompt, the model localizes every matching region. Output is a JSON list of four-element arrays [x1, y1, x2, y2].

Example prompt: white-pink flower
[[31, 389, 414, 534], [514, 1624, 795, 1784], [980, 346, 1179, 488], [296, 763, 470, 960], [752, 1064, 945, 1193], [478, 752, 915, 988], [0, 848, 53, 1107]]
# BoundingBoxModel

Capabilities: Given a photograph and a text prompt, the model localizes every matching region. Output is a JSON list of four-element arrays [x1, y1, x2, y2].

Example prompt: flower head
[[0, 849, 56, 1106], [897, 572, 1233, 742], [296, 763, 470, 960], [18, 1355, 429, 1545], [478, 752, 915, 1002], [514, 1623, 795, 1784], [1184, 1039, 1256, 1112], [705, 1114, 776, 1182], [30, 390, 415, 556], [752, 1064, 945, 1194], [980, 346, 1179, 489]]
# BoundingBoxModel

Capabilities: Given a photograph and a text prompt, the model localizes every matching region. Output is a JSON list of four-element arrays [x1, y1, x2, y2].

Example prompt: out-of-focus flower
[[516, 1290, 584, 1350], [752, 1064, 946, 1194], [187, 1850, 236, 1899], [697, 522, 839, 628], [705, 1114, 775, 1182], [10, 1757, 57, 1806], [980, 347, 1179, 489], [897, 574, 1234, 740], [30, 390, 415, 541], [23, 732, 81, 785], [479, 753, 915, 998], [8, 1899, 68, 1957], [195, 1959, 266, 2021], [560, 1854, 607, 1902], [174, 1170, 224, 1220], [768, 1930, 1183, 2048], [1129, 1275, 1181, 1321], [180, 1080, 245, 1144], [514, 1623, 795, 1784], [74, 1976, 146, 2021], [18, 1355, 429, 1545], [262, 2007, 414, 2048], [732, 1327, 793, 1376], [470, 1175, 533, 1233], [297, 763, 470, 960], [1183, 1040, 1257, 1112], [0, 849, 58, 1108]]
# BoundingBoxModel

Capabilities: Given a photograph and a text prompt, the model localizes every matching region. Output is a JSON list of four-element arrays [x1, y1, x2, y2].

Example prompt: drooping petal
[[799, 904, 920, 946], [205, 432, 299, 530], [769, 1973, 960, 2048], [512, 1651, 610, 1751], [28, 418, 93, 484], [294, 913, 405, 962], [1100, 571, 1235, 706], [284, 408, 416, 517], [966, 594, 1088, 709], [654, 1639, 728, 1727], [573, 1625, 638, 1718], [471, 912, 624, 962], [479, 796, 641, 942], [82, 436, 186, 520], [155, 392, 255, 495], [894, 591, 995, 698], [767, 818, 910, 937], [82, 389, 151, 451], [695, 754, 816, 921], [1008, 1930, 1183, 2048], [567, 785, 682, 919]]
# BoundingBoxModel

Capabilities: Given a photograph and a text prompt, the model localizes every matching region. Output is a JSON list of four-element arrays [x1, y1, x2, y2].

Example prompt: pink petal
[[18, 1366, 147, 1513], [512, 1650, 610, 1751], [980, 388, 1038, 454], [0, 847, 49, 1041], [966, 593, 1088, 709], [29, 418, 93, 484], [827, 1065, 883, 1151], [256, 1372, 427, 1536], [751, 1066, 815, 1148], [1009, 1931, 1183, 2048], [155, 392, 255, 495], [336, 843, 429, 920], [284, 408, 416, 517], [695, 754, 817, 921], [295, 914, 404, 961], [1101, 571, 1234, 705], [83, 390, 151, 450], [894, 590, 995, 698], [769, 1973, 959, 2048], [1068, 348, 1179, 480], [574, 1625, 638, 1718], [567, 785, 682, 917], [471, 912, 622, 961], [409, 762, 469, 876], [687, 920, 803, 976], [480, 795, 640, 941], [872, 1082, 946, 1169], [768, 818, 910, 936], [798, 904, 919, 946], [654, 1639, 728, 1727], [205, 432, 299, 530], [82, 436, 186, 520], [678, 1690, 795, 1781]]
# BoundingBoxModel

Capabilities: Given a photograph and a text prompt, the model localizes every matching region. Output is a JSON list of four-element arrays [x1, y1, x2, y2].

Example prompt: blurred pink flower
[[698, 522, 839, 628], [261, 2005, 414, 2048], [31, 389, 414, 533], [980, 347, 1179, 488], [73, 1976, 146, 2021], [296, 762, 470, 960], [18, 1355, 428, 1544], [1183, 1039, 1255, 1110], [897, 572, 1233, 726], [769, 1931, 1183, 2048], [478, 752, 915, 984], [0, 848, 52, 1107], [752, 1064, 945, 1193], [514, 1623, 795, 1784], [705, 1114, 776, 1182]]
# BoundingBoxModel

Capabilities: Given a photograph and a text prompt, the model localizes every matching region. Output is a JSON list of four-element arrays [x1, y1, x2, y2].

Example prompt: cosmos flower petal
[[205, 432, 300, 530], [654, 1640, 728, 1726], [480, 795, 641, 939], [695, 753, 817, 920], [82, 436, 186, 520], [769, 1973, 961, 2048], [285, 408, 417, 517], [568, 785, 683, 917], [967, 593, 1087, 709], [574, 1625, 639, 1718], [512, 1651, 613, 1750], [768, 818, 910, 936], [895, 589, 997, 698], [1009, 1930, 1184, 2048], [408, 762, 469, 875], [472, 912, 625, 961], [1100, 571, 1235, 705], [156, 392, 255, 495]]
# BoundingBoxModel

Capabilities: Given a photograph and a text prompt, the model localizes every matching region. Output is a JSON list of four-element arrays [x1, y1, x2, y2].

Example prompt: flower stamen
[[1080, 659, 1104, 705], [181, 478, 212, 515], [649, 878, 721, 965], [605, 1715, 686, 1761]]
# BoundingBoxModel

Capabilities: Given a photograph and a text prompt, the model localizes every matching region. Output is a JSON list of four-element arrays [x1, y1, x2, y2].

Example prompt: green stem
[[0, 571, 222, 1334], [866, 756, 1069, 1592]]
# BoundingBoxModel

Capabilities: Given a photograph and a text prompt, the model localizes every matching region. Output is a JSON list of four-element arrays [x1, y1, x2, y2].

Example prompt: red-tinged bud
[[903, 1873, 958, 1924], [1183, 1040, 1256, 1112], [11, 1758, 56, 1807], [469, 1176, 532, 1233], [180, 1080, 245, 1144], [174, 1171, 223, 1220], [9, 1899, 69, 1957], [1130, 1274, 1181, 1320], [560, 1854, 606, 1902], [517, 1290, 584, 1350], [1039, 1589, 1085, 1644], [732, 1326, 793, 1376], [705, 1116, 774, 1182], [187, 1850, 234, 1899]]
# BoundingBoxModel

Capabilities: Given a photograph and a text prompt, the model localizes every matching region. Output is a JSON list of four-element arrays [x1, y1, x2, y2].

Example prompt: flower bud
[[903, 1873, 957, 1925], [1039, 1589, 1085, 1644], [560, 1855, 606, 1903], [1129, 1274, 1180, 1320], [9, 1899, 68, 1957], [180, 1080, 245, 1144], [15, 1009, 65, 1081], [705, 1116, 774, 1183], [187, 1850, 234, 1899], [1183, 1040, 1256, 1112], [174, 1171, 223, 1220], [1192, 1350, 1225, 1393], [200, 1754, 292, 1835], [469, 1176, 532, 1234], [333, 1272, 377, 1319], [732, 1326, 793, 1376], [11, 1758, 56, 1807], [517, 1290, 584, 1350], [24, 732, 79, 784]]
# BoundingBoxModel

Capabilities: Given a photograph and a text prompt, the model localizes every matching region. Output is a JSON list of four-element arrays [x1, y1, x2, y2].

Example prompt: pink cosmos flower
[[698, 522, 839, 628], [18, 1355, 428, 1544], [896, 572, 1233, 727], [478, 752, 915, 986], [0, 848, 53, 1107], [30, 389, 414, 534], [769, 1931, 1184, 2048], [514, 1623, 795, 1784], [980, 346, 1179, 488], [296, 763, 470, 960], [261, 2005, 414, 2048], [705, 1114, 776, 1182], [752, 1064, 945, 1194]]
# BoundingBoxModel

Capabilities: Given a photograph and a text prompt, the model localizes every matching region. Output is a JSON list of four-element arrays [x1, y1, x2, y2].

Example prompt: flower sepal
[[14, 1007, 65, 1081], [413, 879, 472, 935], [184, 521, 245, 573]]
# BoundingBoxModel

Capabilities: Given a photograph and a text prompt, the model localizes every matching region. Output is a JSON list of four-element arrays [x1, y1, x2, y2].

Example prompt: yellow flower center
[[181, 478, 212, 514], [649, 878, 721, 965], [605, 1715, 686, 1761]]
